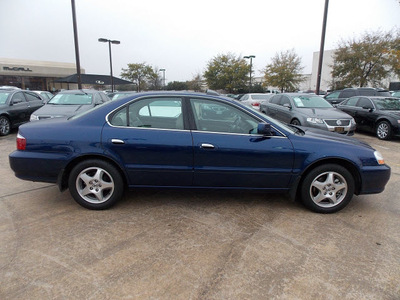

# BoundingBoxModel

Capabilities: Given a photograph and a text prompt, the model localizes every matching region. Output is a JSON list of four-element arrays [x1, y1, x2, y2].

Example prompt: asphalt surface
[[1, 130, 399, 299]]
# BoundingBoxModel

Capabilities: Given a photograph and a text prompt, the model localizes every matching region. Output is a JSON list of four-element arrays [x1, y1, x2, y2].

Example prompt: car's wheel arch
[[375, 118, 393, 129], [289, 158, 362, 201], [58, 154, 128, 192]]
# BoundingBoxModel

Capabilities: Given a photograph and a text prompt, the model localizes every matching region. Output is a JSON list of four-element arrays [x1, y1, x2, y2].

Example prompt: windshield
[[292, 95, 332, 108], [373, 97, 400, 110], [48, 93, 93, 105], [0, 92, 10, 104]]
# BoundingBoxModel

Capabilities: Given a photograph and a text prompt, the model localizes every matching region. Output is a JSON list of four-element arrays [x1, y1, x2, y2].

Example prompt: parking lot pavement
[[1, 131, 399, 299]]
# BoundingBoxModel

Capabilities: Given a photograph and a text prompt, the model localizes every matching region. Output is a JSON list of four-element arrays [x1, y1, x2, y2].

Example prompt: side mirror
[[257, 123, 272, 136]]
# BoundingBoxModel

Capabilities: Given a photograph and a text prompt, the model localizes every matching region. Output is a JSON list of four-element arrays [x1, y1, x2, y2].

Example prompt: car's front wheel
[[0, 116, 11, 136], [300, 164, 355, 213], [68, 159, 124, 210], [291, 119, 301, 126], [376, 120, 391, 140]]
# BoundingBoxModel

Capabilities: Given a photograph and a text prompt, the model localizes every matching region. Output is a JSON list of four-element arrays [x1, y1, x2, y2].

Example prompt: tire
[[376, 120, 391, 140], [300, 164, 355, 213], [0, 116, 11, 136], [291, 119, 301, 126], [68, 159, 124, 210]]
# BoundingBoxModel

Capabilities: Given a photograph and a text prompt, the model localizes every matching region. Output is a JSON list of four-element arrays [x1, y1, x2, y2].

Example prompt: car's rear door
[[189, 97, 294, 189], [101, 96, 194, 187]]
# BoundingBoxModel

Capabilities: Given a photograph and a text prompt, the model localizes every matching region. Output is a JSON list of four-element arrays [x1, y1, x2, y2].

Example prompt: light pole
[[244, 55, 255, 93], [98, 38, 120, 92], [159, 68, 166, 89]]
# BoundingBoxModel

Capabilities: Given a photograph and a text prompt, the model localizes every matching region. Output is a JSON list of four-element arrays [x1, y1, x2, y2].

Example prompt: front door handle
[[200, 143, 215, 149], [111, 139, 125, 144]]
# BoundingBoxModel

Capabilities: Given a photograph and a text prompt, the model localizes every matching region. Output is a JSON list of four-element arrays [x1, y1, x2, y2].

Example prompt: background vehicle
[[262, 93, 356, 135], [239, 93, 274, 110], [110, 91, 137, 101], [337, 96, 400, 140], [30, 89, 110, 121], [9, 92, 390, 214], [324, 88, 391, 106], [32, 91, 54, 102], [0, 89, 44, 136]]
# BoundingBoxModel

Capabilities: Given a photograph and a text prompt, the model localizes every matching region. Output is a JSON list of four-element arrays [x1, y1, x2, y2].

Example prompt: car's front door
[[102, 96, 194, 187], [8, 92, 30, 125], [189, 98, 294, 189]]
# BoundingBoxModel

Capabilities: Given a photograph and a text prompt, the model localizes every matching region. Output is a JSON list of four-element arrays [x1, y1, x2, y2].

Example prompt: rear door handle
[[111, 139, 125, 144], [200, 143, 215, 149]]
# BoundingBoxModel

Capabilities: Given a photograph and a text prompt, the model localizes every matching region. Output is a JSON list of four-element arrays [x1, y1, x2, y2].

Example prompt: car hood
[[33, 104, 91, 117], [299, 107, 352, 119]]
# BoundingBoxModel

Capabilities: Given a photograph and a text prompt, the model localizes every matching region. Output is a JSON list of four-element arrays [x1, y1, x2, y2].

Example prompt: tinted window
[[356, 98, 373, 109], [241, 95, 249, 101], [269, 95, 281, 104], [341, 90, 356, 98], [346, 97, 359, 106], [280, 96, 291, 107], [24, 92, 42, 102], [190, 98, 258, 134], [325, 91, 340, 99], [359, 89, 375, 96], [10, 92, 26, 104]]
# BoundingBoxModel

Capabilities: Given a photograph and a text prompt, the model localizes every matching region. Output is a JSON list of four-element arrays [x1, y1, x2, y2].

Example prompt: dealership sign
[[3, 66, 33, 72]]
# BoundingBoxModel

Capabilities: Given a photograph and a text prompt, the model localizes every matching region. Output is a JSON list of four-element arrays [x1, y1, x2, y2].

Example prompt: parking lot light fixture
[[98, 38, 120, 92], [159, 68, 166, 89], [244, 55, 255, 93]]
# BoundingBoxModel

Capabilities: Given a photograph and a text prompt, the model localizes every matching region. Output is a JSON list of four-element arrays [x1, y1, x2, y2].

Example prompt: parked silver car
[[238, 93, 274, 110], [261, 93, 356, 135]]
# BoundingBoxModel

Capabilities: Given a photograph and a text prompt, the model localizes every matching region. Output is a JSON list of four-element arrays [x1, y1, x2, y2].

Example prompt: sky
[[1, 0, 399, 83]]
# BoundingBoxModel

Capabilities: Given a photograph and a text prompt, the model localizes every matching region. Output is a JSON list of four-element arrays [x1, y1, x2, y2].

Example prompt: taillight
[[252, 102, 260, 106], [16, 133, 26, 150]]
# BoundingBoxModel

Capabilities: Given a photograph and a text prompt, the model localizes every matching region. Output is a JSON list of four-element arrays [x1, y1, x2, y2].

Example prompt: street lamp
[[244, 55, 255, 93], [159, 68, 166, 89], [98, 38, 120, 92]]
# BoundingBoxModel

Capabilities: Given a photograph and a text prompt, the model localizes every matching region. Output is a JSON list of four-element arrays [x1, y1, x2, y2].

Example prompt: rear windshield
[[48, 93, 93, 105]]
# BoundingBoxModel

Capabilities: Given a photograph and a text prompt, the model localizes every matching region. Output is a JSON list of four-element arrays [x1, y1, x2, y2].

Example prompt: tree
[[120, 63, 155, 92], [203, 53, 249, 93], [188, 73, 203, 92], [263, 49, 304, 92], [147, 67, 162, 90], [165, 81, 189, 91], [331, 30, 399, 88]]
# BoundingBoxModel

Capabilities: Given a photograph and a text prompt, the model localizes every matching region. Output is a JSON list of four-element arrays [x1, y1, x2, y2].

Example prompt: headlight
[[306, 117, 324, 124], [30, 114, 39, 121], [374, 151, 385, 165]]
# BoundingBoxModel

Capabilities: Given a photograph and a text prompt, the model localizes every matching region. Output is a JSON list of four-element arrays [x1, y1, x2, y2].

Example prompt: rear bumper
[[9, 150, 67, 184]]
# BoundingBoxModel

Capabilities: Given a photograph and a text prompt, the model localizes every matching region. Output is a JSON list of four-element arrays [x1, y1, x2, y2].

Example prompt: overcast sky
[[1, 0, 399, 83]]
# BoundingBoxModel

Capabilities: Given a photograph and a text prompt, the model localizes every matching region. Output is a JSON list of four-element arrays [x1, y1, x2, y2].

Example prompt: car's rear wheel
[[376, 120, 391, 140], [68, 159, 124, 210], [0, 116, 11, 136], [300, 164, 354, 213], [291, 119, 301, 126]]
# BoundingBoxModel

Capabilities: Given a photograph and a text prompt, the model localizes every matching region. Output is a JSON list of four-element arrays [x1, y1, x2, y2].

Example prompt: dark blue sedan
[[9, 91, 391, 213]]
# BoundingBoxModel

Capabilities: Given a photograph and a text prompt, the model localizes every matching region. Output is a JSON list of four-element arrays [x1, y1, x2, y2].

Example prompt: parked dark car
[[30, 89, 110, 121], [9, 91, 390, 213], [324, 88, 391, 106], [337, 96, 400, 140], [0, 89, 44, 136], [261, 93, 356, 135]]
